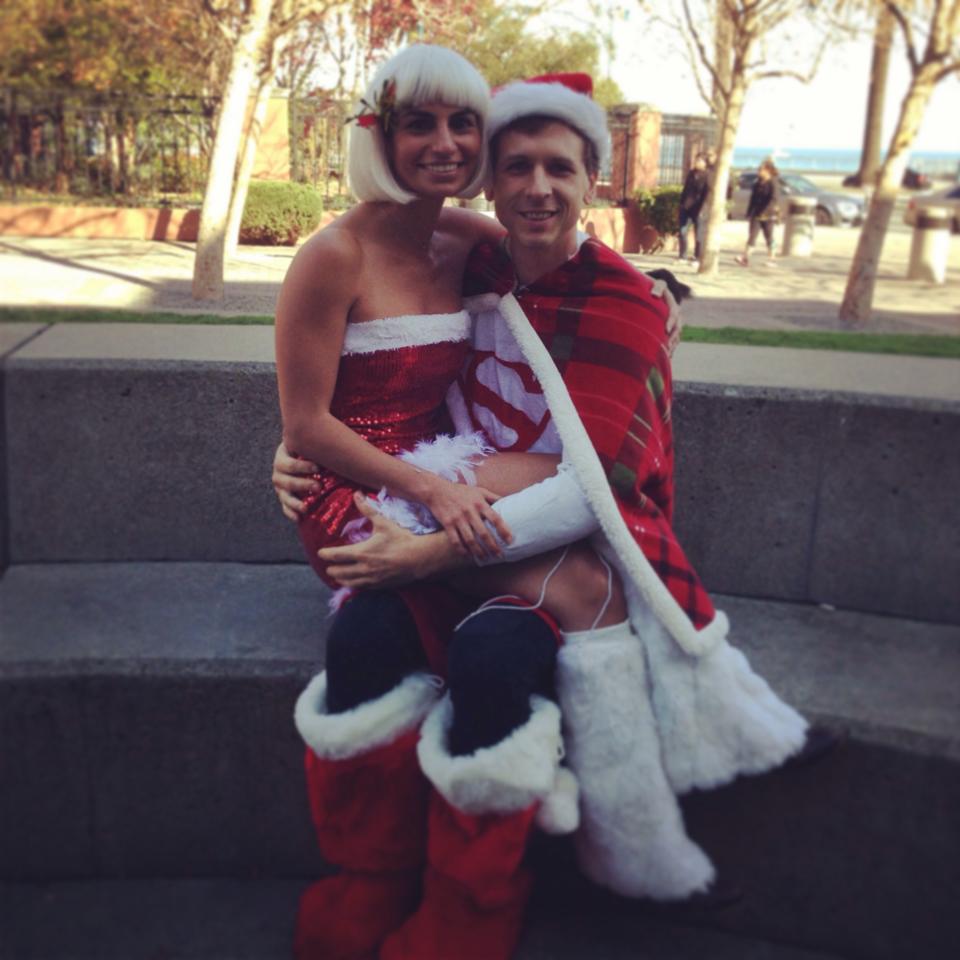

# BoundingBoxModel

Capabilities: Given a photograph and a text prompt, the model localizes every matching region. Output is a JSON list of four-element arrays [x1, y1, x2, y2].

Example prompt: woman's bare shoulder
[[438, 205, 505, 247], [286, 219, 364, 289]]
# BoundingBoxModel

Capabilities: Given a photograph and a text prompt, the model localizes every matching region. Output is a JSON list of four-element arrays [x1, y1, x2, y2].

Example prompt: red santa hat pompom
[[487, 72, 611, 171]]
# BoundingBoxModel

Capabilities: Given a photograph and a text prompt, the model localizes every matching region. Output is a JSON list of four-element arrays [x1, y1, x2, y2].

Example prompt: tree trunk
[[711, 0, 733, 125], [851, 7, 894, 187], [698, 75, 746, 276], [225, 81, 272, 259], [192, 0, 274, 301], [838, 63, 940, 326]]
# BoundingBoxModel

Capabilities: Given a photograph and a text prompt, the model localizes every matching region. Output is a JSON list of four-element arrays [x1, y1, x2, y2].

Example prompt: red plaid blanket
[[463, 238, 716, 629]]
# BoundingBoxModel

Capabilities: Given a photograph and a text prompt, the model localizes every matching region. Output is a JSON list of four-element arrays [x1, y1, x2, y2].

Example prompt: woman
[[735, 157, 781, 266]]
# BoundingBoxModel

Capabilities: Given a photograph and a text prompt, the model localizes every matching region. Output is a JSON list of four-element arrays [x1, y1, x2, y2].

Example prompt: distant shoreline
[[733, 147, 959, 178]]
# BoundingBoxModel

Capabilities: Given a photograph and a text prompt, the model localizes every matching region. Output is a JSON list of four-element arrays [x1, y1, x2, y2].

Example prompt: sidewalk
[[2, 220, 958, 332]]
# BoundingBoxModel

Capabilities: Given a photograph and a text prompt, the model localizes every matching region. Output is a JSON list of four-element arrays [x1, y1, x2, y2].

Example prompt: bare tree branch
[[885, 1, 920, 73], [681, 0, 729, 100], [676, 19, 717, 108], [935, 59, 960, 81]]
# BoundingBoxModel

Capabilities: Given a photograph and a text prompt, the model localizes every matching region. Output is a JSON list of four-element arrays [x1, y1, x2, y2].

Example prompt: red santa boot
[[293, 670, 442, 960], [379, 694, 578, 960]]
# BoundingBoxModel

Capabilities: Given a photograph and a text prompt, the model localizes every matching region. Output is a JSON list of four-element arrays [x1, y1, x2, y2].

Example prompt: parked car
[[904, 185, 960, 233], [729, 171, 865, 226]]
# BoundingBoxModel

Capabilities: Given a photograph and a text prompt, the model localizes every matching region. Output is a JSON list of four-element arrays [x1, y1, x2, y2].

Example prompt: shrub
[[633, 185, 683, 237], [240, 180, 323, 245]]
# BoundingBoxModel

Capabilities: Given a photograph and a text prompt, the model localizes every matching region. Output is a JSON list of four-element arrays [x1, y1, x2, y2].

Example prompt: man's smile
[[519, 210, 557, 221]]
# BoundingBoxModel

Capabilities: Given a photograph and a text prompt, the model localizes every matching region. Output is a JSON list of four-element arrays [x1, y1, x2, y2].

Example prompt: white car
[[904, 185, 960, 233]]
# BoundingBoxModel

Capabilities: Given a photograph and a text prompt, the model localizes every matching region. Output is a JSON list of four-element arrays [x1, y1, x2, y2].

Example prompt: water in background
[[733, 146, 960, 178]]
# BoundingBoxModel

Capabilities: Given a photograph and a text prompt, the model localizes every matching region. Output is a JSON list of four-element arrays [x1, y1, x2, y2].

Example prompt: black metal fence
[[1, 88, 715, 204], [0, 88, 216, 202], [289, 95, 351, 204], [658, 113, 717, 185]]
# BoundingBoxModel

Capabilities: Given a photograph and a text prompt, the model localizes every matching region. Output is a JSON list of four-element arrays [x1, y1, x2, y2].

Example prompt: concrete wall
[[2, 325, 958, 623]]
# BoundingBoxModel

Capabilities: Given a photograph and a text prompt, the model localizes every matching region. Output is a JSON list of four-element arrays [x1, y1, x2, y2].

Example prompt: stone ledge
[[5, 354, 957, 621], [1, 562, 957, 960], [0, 878, 848, 960]]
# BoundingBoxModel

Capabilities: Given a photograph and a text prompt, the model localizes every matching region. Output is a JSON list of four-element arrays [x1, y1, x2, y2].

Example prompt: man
[[678, 152, 710, 262], [286, 74, 818, 960]]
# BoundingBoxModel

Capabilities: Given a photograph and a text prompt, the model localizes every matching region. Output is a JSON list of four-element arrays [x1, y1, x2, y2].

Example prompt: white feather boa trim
[[373, 431, 494, 534], [417, 694, 577, 834], [294, 671, 441, 761]]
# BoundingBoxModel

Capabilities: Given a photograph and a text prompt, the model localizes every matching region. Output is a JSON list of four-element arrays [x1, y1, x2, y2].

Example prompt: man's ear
[[584, 174, 598, 205]]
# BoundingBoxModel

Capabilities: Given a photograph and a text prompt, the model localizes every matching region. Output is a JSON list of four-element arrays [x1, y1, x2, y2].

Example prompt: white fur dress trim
[[342, 311, 472, 355], [418, 694, 577, 834], [373, 432, 494, 535], [294, 671, 441, 761], [557, 623, 715, 899]]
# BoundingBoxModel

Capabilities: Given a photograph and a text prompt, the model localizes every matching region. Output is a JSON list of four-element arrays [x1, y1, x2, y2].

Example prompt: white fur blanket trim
[[294, 671, 441, 761]]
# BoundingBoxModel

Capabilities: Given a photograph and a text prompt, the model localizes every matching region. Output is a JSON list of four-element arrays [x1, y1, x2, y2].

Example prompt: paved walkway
[[1, 221, 958, 333]]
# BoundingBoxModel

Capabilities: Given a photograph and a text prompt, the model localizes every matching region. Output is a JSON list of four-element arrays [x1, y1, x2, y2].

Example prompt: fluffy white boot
[[557, 621, 715, 900]]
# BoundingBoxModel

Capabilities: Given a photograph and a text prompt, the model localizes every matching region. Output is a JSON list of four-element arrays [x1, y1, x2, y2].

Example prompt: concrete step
[[0, 879, 848, 960], [3, 333, 958, 622], [1, 562, 958, 959]]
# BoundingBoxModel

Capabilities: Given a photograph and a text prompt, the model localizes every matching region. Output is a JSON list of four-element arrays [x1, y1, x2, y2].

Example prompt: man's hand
[[647, 268, 689, 358], [318, 493, 464, 588], [273, 442, 320, 521]]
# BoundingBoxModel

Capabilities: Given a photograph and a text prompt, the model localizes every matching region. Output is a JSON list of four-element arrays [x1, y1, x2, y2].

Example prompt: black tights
[[325, 591, 558, 756]]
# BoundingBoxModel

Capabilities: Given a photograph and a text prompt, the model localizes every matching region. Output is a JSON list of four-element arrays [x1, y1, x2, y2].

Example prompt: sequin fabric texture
[[297, 312, 472, 585]]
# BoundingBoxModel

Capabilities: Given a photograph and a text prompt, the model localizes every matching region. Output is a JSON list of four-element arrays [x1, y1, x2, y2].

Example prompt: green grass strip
[[0, 306, 273, 325], [2, 307, 958, 358], [682, 325, 960, 359]]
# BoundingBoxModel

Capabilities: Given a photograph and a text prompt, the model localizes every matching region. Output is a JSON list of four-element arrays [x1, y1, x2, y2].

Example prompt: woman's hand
[[272, 442, 319, 521], [319, 494, 458, 588], [419, 475, 513, 561]]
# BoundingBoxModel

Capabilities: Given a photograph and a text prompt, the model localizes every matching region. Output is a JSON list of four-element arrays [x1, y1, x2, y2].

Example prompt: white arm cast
[[476, 461, 599, 566]]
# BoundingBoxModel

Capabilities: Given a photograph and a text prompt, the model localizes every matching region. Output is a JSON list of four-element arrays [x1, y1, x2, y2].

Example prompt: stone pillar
[[605, 104, 661, 203], [907, 205, 952, 284], [783, 196, 816, 257]]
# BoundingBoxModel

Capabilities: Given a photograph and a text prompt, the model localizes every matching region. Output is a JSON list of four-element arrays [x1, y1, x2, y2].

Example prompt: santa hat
[[487, 73, 611, 170]]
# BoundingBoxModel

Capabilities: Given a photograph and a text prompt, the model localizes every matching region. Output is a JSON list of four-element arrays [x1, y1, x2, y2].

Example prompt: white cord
[[454, 546, 571, 632], [590, 552, 614, 632]]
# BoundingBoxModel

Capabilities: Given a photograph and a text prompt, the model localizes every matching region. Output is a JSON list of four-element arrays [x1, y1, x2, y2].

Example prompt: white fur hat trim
[[294, 671, 441, 761], [488, 81, 611, 170]]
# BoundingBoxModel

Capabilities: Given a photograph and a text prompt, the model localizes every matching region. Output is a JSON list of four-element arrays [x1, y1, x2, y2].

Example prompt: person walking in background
[[736, 157, 781, 266], [677, 153, 709, 263]]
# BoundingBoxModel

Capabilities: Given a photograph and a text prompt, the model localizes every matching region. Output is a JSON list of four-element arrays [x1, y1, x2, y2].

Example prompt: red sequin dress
[[298, 311, 473, 586]]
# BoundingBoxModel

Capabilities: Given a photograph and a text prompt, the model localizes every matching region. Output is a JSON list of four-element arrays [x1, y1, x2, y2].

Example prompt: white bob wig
[[347, 45, 491, 204]]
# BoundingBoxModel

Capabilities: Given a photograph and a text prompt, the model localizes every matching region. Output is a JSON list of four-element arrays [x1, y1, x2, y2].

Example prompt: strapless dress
[[298, 311, 476, 586]]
